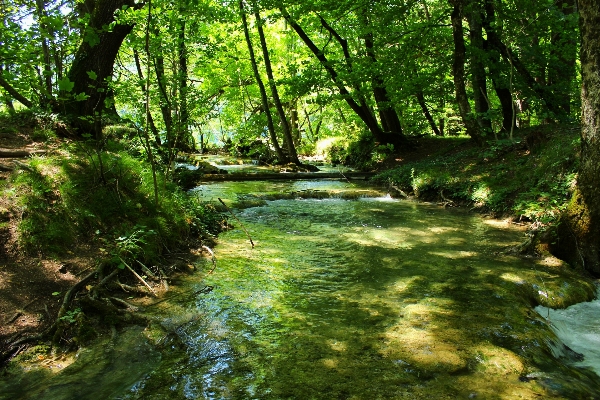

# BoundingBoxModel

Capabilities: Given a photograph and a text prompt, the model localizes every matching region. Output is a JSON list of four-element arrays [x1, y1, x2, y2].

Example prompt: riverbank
[[1, 114, 595, 370], [0, 111, 225, 364]]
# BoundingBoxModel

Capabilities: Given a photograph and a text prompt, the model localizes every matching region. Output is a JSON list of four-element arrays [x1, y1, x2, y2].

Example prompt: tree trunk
[[35, 0, 53, 100], [416, 90, 442, 136], [240, 0, 286, 163], [64, 0, 137, 133], [555, 1, 600, 276], [467, 4, 492, 135], [133, 50, 161, 146], [176, 19, 193, 152], [0, 70, 33, 108], [255, 5, 299, 164], [154, 54, 174, 147], [449, 0, 483, 145], [363, 28, 404, 136], [482, 0, 563, 120]]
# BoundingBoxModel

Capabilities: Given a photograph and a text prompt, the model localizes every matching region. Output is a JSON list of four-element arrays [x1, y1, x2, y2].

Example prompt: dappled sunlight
[[428, 250, 477, 258], [18, 183, 595, 399]]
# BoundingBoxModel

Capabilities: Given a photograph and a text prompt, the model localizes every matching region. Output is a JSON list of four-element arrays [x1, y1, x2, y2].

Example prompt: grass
[[373, 125, 580, 226], [5, 130, 224, 265]]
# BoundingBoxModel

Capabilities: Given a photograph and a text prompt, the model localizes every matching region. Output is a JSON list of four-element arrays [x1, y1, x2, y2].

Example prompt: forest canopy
[[0, 0, 581, 158]]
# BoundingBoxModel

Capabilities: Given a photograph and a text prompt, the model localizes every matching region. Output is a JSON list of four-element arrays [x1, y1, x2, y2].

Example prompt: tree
[[254, 4, 300, 163], [280, 7, 405, 146], [449, 0, 483, 144], [239, 0, 286, 162], [63, 0, 138, 134], [554, 1, 600, 276]]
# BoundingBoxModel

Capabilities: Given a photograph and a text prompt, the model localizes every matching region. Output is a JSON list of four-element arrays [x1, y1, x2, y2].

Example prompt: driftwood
[[199, 171, 375, 182], [120, 257, 157, 297], [202, 245, 217, 274]]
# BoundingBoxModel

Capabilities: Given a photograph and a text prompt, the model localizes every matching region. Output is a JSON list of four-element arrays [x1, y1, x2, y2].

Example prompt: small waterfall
[[536, 290, 600, 376]]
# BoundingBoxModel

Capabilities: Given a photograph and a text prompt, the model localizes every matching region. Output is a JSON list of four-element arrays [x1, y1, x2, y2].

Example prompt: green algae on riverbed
[[132, 196, 599, 399], [1, 189, 598, 399]]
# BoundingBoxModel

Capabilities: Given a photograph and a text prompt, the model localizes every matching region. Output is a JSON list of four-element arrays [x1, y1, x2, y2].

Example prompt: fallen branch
[[137, 260, 157, 279], [202, 245, 217, 274], [218, 197, 255, 248], [439, 190, 455, 207], [390, 184, 410, 198], [119, 257, 157, 297]]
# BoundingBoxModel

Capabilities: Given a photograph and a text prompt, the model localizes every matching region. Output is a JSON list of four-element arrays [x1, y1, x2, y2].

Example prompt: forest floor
[[0, 120, 584, 364], [0, 123, 206, 362]]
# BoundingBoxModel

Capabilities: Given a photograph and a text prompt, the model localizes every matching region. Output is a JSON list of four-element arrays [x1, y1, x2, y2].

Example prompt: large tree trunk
[[63, 0, 137, 134], [255, 5, 299, 164], [449, 0, 483, 145], [240, 0, 286, 163], [553, 1, 600, 276]]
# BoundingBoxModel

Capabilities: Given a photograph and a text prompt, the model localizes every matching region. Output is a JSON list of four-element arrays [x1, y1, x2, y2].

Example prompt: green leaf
[[58, 77, 75, 92], [86, 70, 97, 80], [84, 29, 100, 47], [74, 92, 89, 101], [52, 292, 60, 296], [117, 263, 125, 270]]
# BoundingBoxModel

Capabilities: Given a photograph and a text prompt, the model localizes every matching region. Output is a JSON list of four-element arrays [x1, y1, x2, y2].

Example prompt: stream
[[1, 162, 600, 399]]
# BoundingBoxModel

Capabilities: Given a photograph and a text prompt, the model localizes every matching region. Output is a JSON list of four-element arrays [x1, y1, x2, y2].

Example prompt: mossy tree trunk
[[556, 1, 600, 276]]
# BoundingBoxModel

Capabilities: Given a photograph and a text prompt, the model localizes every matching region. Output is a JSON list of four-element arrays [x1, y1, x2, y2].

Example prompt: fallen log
[[197, 171, 375, 182]]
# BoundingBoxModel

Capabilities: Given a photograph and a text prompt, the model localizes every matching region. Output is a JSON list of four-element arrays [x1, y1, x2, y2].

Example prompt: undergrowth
[[7, 136, 224, 264], [373, 125, 580, 226]]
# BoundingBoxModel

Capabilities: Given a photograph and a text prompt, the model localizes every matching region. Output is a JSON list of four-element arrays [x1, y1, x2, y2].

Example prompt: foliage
[[9, 128, 224, 259], [373, 126, 580, 225]]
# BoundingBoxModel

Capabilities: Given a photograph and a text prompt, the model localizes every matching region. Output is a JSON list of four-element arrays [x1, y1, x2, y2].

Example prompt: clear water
[[2, 180, 599, 399]]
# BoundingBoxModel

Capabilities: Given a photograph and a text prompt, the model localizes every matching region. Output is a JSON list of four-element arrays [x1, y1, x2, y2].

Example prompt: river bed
[[1, 177, 599, 399]]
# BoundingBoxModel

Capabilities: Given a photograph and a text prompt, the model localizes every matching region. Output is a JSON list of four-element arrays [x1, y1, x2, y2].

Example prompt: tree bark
[[240, 0, 286, 163], [63, 0, 138, 133], [449, 0, 483, 145], [254, 5, 299, 164], [556, 1, 600, 276]]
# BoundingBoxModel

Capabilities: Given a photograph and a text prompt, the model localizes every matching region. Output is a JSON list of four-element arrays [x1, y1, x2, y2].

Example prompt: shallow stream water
[[1, 174, 600, 399]]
